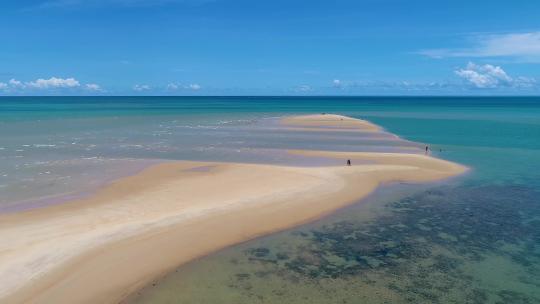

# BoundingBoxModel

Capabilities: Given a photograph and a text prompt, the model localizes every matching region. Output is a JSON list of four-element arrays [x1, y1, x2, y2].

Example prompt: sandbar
[[0, 114, 467, 304]]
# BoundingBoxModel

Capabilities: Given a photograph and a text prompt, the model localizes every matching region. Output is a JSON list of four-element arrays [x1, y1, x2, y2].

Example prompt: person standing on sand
[[347, 159, 351, 166], [425, 146, 429, 155]]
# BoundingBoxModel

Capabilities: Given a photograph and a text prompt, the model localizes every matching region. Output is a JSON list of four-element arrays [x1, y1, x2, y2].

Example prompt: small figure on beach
[[425, 146, 429, 155], [347, 159, 351, 166]]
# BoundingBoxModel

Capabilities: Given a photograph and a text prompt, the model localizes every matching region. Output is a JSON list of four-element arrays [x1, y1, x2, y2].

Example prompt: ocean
[[2, 96, 540, 303], [0, 96, 428, 210]]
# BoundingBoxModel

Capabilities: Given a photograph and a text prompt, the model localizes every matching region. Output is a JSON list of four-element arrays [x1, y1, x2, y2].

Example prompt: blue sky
[[1, 0, 539, 95]]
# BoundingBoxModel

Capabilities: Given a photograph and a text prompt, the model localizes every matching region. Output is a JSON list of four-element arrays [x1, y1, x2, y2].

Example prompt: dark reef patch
[[128, 184, 540, 304], [238, 184, 540, 303]]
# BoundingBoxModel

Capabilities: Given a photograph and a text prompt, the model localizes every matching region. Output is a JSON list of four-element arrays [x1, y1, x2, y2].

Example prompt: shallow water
[[1, 97, 426, 208], [118, 97, 540, 304], [2, 97, 539, 302], [128, 182, 540, 304]]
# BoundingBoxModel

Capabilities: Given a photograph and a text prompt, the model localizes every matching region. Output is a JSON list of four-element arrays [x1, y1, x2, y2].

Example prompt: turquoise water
[[1, 97, 539, 207], [0, 97, 432, 209], [36, 97, 529, 304], [1, 97, 539, 189], [1, 97, 540, 302], [362, 106, 540, 186]]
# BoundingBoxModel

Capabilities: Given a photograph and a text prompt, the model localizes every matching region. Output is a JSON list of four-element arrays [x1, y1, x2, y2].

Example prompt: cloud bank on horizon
[[1, 0, 539, 95], [455, 63, 536, 89], [0, 77, 102, 94]]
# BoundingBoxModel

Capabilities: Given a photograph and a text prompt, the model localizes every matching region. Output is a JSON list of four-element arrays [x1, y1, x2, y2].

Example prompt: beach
[[0, 114, 467, 304], [3, 0, 539, 300]]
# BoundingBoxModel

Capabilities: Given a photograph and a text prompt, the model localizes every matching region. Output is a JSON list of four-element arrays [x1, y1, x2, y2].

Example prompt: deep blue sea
[[2, 97, 540, 303]]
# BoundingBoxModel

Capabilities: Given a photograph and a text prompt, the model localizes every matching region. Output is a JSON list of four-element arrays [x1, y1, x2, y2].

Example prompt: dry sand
[[0, 114, 467, 304], [281, 114, 382, 132]]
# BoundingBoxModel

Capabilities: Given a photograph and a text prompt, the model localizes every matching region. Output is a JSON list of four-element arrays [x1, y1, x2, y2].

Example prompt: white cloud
[[133, 84, 151, 91], [9, 79, 24, 87], [0, 82, 7, 90], [27, 77, 80, 89], [85, 83, 102, 91], [331, 79, 454, 92], [187, 83, 201, 90], [0, 77, 101, 94], [332, 79, 342, 88], [455, 62, 535, 89], [166, 83, 179, 90], [420, 31, 540, 61], [166, 83, 201, 91], [294, 85, 312, 93], [513, 76, 537, 88]]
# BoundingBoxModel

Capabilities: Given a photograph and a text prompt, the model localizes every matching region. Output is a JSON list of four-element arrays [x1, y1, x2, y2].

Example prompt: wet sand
[[0, 114, 467, 304]]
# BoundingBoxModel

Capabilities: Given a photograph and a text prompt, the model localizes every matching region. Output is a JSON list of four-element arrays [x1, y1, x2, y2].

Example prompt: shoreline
[[123, 175, 467, 303], [0, 159, 164, 214], [0, 114, 468, 304]]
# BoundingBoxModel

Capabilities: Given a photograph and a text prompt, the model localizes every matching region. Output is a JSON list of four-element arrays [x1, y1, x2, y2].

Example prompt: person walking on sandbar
[[347, 159, 351, 166]]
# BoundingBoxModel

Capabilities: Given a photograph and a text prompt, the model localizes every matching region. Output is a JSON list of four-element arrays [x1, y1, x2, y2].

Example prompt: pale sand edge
[[280, 114, 382, 132], [0, 115, 467, 304], [1, 159, 467, 304]]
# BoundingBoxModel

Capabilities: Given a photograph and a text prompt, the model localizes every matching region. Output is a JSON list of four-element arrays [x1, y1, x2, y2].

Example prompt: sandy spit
[[0, 114, 467, 304]]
